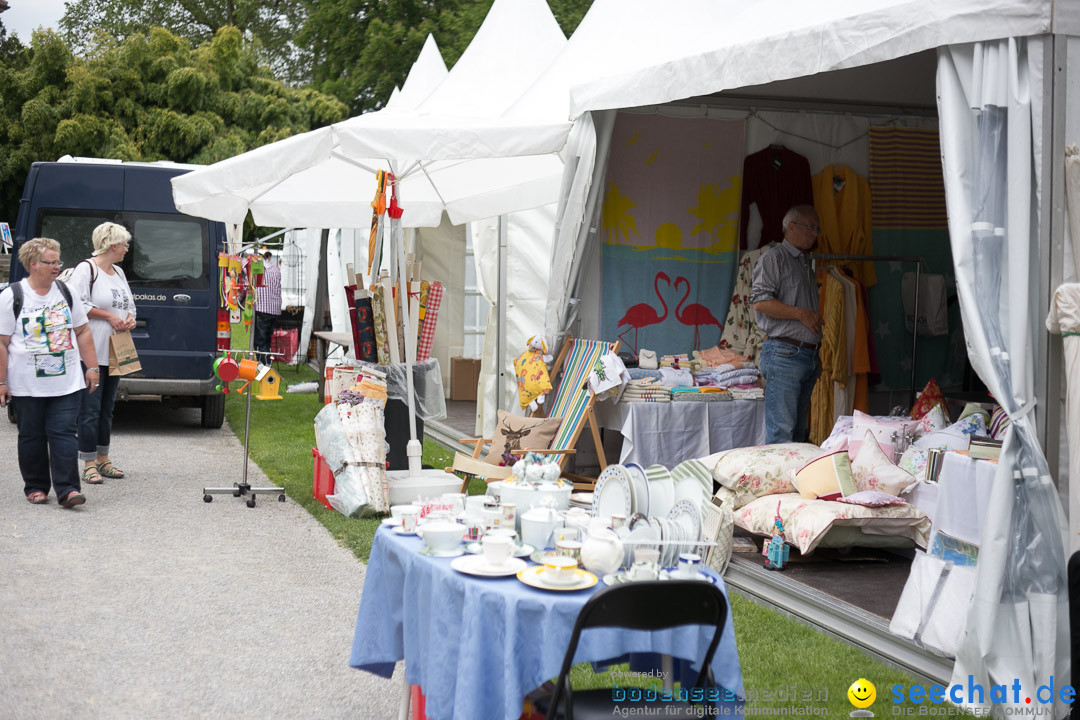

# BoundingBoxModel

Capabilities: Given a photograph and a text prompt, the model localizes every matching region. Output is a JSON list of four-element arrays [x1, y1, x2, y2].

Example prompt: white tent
[[535, 0, 1076, 715]]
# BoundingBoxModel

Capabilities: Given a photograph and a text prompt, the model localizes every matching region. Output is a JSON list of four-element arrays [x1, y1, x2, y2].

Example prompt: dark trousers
[[16, 391, 83, 500], [78, 365, 120, 462], [254, 311, 278, 358]]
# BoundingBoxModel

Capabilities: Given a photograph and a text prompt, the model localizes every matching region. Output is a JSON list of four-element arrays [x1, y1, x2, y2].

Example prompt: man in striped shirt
[[254, 251, 282, 357]]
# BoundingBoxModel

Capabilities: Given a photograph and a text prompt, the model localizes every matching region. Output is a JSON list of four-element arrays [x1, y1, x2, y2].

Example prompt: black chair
[[539, 580, 740, 720]]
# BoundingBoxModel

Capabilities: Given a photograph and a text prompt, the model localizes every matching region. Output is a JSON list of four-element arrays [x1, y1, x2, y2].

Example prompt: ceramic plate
[[668, 499, 702, 554], [451, 555, 527, 577], [392, 526, 419, 537], [644, 465, 676, 519], [592, 465, 633, 519], [517, 565, 598, 591], [381, 517, 400, 526], [418, 545, 464, 558], [464, 542, 535, 558], [624, 462, 650, 517], [570, 492, 594, 505], [672, 475, 704, 512], [659, 569, 718, 585]]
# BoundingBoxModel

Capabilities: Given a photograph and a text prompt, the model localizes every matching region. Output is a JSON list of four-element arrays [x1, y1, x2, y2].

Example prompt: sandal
[[60, 491, 86, 509], [83, 466, 104, 485], [97, 461, 124, 479], [27, 491, 47, 504]]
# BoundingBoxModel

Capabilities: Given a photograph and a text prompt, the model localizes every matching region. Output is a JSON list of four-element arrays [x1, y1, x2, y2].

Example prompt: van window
[[37, 210, 209, 290]]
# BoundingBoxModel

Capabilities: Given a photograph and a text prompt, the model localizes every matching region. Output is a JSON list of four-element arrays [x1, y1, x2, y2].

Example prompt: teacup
[[486, 527, 518, 544], [482, 534, 514, 567], [390, 504, 419, 524], [542, 556, 580, 586], [421, 521, 465, 553], [630, 560, 658, 582], [398, 506, 421, 533], [676, 552, 702, 579], [441, 492, 467, 515], [556, 539, 582, 562]]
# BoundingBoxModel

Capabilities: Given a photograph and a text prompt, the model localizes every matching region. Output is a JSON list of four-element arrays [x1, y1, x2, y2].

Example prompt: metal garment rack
[[810, 253, 927, 410]]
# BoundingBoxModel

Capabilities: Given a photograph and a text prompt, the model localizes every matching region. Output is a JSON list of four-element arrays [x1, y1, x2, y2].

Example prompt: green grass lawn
[[221, 334, 928, 715]]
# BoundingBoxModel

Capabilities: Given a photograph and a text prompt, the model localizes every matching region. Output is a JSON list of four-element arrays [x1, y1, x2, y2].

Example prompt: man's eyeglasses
[[37, 260, 63, 267], [791, 221, 821, 234]]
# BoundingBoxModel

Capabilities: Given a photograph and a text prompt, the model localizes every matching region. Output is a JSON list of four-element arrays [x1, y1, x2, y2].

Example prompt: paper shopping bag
[[108, 331, 142, 376]]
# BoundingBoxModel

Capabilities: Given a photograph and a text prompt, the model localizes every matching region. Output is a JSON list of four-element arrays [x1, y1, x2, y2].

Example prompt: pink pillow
[[850, 430, 918, 496], [848, 410, 918, 463], [836, 490, 907, 507]]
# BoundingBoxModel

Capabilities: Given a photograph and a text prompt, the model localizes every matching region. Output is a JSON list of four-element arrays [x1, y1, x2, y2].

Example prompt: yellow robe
[[812, 164, 876, 288], [809, 271, 847, 445]]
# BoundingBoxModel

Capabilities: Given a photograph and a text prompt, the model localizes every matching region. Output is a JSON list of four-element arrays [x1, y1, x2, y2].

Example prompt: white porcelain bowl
[[419, 521, 465, 552]]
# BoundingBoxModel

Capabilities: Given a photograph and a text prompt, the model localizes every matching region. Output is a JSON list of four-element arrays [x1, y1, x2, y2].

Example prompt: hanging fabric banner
[[600, 112, 744, 356]]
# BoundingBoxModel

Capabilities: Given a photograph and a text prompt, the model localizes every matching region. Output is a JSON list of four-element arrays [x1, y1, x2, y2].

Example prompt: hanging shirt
[[739, 146, 814, 250], [0, 280, 89, 397], [812, 164, 877, 287], [750, 240, 821, 346]]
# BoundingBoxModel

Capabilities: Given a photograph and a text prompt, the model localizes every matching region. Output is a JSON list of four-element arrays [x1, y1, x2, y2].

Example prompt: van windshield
[[38, 211, 209, 289]]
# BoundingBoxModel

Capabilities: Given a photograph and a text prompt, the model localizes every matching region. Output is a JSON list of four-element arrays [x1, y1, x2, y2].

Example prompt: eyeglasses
[[37, 260, 64, 267], [790, 221, 821, 234]]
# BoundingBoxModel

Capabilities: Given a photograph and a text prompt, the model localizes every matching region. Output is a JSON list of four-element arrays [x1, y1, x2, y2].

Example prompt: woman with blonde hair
[[0, 237, 99, 507], [68, 222, 136, 485]]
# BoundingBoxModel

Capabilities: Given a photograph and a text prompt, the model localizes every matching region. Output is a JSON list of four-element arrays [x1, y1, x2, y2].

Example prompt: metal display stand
[[202, 307, 286, 507]]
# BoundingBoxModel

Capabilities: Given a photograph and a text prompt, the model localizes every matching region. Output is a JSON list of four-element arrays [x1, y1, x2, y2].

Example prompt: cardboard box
[[450, 357, 481, 401]]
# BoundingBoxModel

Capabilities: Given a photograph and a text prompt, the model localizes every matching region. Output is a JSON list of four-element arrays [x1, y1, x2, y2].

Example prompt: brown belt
[[770, 336, 819, 351]]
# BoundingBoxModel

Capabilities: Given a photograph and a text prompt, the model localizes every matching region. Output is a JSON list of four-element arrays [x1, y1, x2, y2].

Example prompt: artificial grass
[[221, 331, 932, 714]]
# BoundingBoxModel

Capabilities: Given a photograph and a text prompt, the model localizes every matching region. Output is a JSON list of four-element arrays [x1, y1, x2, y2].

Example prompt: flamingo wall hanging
[[616, 271, 671, 354], [674, 276, 723, 349]]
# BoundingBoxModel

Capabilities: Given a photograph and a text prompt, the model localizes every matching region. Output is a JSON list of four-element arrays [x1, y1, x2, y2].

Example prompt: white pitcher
[[520, 506, 561, 550], [580, 527, 624, 577]]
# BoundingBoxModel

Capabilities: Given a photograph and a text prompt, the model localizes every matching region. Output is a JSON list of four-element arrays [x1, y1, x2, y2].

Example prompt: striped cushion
[[988, 406, 1012, 440]]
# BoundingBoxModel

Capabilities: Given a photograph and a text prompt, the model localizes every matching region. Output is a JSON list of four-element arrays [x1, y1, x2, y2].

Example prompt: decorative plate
[[624, 462, 650, 517], [418, 545, 464, 558], [464, 542, 535, 558], [668, 499, 702, 550], [644, 465, 676, 518], [592, 465, 633, 520], [451, 555, 527, 577], [517, 565, 598, 591]]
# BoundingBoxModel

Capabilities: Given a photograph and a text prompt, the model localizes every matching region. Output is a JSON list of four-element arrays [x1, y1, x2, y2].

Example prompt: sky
[[2, 0, 67, 41]]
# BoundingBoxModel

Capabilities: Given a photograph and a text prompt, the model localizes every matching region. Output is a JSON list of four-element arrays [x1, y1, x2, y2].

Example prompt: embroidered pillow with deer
[[485, 410, 563, 465]]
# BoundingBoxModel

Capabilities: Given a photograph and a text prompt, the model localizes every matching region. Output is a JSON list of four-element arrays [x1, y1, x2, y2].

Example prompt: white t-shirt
[[66, 260, 137, 365], [0, 280, 90, 397]]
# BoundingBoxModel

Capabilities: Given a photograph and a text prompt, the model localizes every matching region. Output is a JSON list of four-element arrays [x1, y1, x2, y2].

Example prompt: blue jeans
[[15, 391, 83, 500], [78, 365, 120, 462], [758, 339, 820, 444]]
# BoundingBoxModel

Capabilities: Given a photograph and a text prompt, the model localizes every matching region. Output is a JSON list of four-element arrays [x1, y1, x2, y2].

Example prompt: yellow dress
[[812, 164, 876, 288], [809, 271, 847, 445]]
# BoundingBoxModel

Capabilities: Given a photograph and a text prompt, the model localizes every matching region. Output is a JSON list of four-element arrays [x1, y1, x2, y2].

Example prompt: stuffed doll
[[513, 335, 554, 412]]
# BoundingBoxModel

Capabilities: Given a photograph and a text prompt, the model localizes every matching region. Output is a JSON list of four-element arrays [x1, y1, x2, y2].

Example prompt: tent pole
[[496, 215, 508, 417]]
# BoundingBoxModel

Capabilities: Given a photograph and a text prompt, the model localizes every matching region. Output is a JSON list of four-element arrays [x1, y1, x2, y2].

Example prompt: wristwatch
[[87, 367, 100, 373]]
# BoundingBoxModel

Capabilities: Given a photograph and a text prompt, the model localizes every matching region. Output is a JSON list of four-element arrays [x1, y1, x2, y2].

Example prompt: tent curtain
[[939, 38, 1070, 717]]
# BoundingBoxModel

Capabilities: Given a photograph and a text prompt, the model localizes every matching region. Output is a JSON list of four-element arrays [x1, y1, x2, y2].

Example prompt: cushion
[[819, 415, 855, 452], [711, 443, 823, 506], [835, 490, 907, 507], [898, 446, 930, 483], [914, 428, 970, 452], [850, 431, 919, 496], [950, 412, 988, 437], [848, 410, 918, 463], [793, 451, 856, 500], [910, 378, 947, 420], [957, 402, 990, 424], [912, 404, 948, 439], [485, 410, 562, 465], [988, 405, 1012, 440]]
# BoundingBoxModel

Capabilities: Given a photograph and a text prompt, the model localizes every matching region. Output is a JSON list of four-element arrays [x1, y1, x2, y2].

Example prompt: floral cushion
[[912, 404, 948, 439], [793, 451, 856, 500], [912, 414, 985, 453], [836, 490, 907, 507], [898, 446, 930, 482], [851, 430, 919, 496], [710, 443, 823, 508], [910, 378, 948, 420], [848, 410, 918, 463], [950, 412, 988, 437], [820, 416, 855, 452]]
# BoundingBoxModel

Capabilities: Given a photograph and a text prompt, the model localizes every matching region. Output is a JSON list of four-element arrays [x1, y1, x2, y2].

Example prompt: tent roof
[[386, 34, 448, 111], [566, 0, 1079, 118]]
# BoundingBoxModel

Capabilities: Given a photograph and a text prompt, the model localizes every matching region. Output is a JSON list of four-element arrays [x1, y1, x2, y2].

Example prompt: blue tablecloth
[[350, 526, 744, 720]]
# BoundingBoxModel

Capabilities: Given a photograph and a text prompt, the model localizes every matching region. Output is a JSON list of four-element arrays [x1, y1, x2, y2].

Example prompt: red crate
[[271, 327, 299, 362], [312, 448, 335, 509]]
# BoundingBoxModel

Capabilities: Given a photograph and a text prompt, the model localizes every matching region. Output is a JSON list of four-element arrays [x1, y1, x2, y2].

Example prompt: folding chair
[[537, 580, 740, 719], [445, 337, 617, 493]]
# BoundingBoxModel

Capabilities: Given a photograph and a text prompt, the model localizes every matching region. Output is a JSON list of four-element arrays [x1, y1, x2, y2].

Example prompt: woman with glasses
[[0, 237, 99, 507], [68, 222, 137, 486]]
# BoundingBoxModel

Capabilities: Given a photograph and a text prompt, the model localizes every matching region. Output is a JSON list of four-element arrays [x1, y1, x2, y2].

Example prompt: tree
[[0, 26, 348, 224], [59, 0, 313, 83]]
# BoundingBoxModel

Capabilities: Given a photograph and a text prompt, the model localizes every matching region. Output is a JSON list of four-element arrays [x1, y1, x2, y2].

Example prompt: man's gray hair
[[782, 205, 817, 232]]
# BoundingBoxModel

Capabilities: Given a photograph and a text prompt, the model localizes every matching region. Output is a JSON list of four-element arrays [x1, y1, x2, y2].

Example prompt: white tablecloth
[[595, 400, 766, 469], [906, 451, 998, 546]]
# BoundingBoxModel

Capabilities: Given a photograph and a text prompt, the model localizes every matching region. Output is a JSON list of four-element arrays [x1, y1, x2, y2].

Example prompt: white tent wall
[[474, 205, 556, 436], [408, 218, 467, 397]]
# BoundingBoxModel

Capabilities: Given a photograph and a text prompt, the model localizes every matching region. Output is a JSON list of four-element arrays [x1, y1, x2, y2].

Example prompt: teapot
[[580, 527, 624, 577], [520, 505, 561, 550], [563, 507, 591, 537]]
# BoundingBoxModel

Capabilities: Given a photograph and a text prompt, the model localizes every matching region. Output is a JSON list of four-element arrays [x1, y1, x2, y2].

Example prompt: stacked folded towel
[[729, 387, 765, 400], [620, 379, 672, 402], [694, 365, 762, 388]]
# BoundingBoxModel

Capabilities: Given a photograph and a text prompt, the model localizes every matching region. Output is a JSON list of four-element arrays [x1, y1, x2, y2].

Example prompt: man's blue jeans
[[15, 391, 83, 500], [758, 339, 820, 444]]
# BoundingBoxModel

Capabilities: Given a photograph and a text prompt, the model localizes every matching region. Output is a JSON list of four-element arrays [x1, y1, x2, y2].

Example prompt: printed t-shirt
[[0, 279, 89, 397], [67, 260, 137, 366]]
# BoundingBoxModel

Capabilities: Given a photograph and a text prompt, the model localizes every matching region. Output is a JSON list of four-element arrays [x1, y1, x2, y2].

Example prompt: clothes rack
[[810, 253, 927, 410]]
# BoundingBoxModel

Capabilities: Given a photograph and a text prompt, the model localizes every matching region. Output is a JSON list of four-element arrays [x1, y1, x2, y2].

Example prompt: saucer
[[659, 569, 718, 585], [517, 565, 597, 591], [392, 526, 419, 536], [464, 542, 535, 558], [451, 555, 527, 577], [418, 545, 464, 558], [381, 517, 400, 526]]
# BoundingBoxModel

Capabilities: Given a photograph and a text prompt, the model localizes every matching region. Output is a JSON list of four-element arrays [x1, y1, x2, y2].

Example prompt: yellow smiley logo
[[848, 678, 877, 709]]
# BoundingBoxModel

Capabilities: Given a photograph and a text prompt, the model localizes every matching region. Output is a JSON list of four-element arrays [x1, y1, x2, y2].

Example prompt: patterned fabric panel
[[988, 406, 1012, 440], [548, 339, 610, 450]]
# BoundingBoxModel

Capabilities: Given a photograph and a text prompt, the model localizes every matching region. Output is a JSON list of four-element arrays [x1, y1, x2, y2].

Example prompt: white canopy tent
[[533, 0, 1077, 714]]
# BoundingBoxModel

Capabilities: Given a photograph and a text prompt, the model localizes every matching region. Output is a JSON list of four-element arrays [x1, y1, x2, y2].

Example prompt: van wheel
[[201, 394, 225, 429]]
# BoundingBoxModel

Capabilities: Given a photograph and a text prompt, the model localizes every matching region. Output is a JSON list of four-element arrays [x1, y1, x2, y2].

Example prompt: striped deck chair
[[533, 337, 620, 490]]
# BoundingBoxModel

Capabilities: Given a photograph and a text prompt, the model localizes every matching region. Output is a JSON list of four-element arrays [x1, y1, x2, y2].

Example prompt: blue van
[[9, 158, 229, 428]]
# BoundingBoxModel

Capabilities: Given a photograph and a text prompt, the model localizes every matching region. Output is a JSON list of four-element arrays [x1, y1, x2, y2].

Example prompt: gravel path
[[0, 402, 402, 720]]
